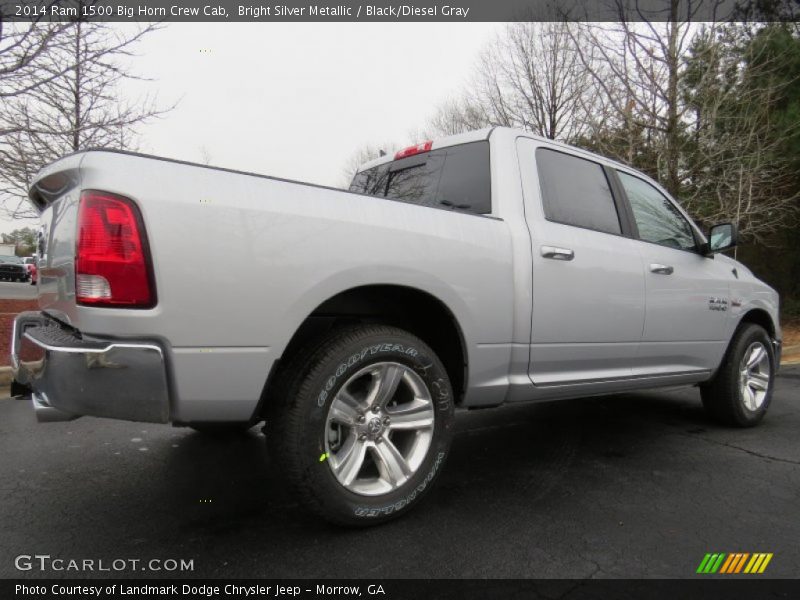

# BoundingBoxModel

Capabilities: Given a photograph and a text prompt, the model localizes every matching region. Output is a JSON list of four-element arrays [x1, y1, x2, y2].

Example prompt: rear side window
[[349, 141, 491, 215], [535, 148, 621, 235]]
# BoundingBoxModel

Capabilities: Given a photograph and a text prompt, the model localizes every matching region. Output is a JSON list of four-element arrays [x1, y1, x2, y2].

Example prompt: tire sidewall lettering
[[353, 451, 446, 518], [316, 343, 422, 408]]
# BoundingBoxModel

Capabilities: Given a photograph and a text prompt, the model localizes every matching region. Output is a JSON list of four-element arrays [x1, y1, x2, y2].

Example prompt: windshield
[[0, 255, 22, 264], [349, 141, 491, 215]]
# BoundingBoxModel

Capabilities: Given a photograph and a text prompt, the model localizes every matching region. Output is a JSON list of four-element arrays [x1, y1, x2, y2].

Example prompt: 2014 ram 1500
[[12, 127, 781, 525]]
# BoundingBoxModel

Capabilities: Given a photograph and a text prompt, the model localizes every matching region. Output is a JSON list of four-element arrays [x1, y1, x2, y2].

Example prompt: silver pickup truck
[[12, 127, 781, 525]]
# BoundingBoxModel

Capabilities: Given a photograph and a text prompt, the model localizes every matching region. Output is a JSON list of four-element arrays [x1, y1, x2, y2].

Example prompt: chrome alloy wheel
[[739, 342, 771, 411], [324, 361, 435, 496]]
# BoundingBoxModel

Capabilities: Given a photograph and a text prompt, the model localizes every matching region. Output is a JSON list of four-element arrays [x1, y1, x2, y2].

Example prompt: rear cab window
[[349, 141, 491, 215]]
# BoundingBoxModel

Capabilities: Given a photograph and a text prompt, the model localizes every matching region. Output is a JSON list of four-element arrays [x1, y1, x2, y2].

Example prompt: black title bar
[[0, 0, 786, 23], [6, 579, 800, 600]]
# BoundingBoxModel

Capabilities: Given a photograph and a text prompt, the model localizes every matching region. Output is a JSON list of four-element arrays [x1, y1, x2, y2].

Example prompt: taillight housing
[[75, 190, 155, 308]]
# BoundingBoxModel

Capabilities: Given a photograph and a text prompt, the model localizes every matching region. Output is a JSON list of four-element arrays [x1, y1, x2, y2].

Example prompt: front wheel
[[701, 323, 776, 427], [268, 325, 454, 526]]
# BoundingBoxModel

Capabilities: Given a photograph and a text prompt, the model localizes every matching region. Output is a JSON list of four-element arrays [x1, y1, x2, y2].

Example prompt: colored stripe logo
[[697, 553, 773, 574]]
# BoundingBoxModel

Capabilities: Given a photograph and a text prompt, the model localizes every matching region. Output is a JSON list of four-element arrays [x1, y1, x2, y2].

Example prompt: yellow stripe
[[758, 553, 773, 573], [750, 554, 766, 573], [734, 553, 749, 573], [744, 554, 760, 574], [720, 554, 736, 574]]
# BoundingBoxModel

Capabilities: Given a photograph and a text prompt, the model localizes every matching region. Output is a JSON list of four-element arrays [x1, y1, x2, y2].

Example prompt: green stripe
[[703, 554, 718, 573], [697, 554, 713, 573], [710, 554, 727, 573]]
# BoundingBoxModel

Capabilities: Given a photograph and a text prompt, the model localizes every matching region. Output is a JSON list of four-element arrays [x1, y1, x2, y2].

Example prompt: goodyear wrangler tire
[[268, 325, 454, 526], [700, 323, 775, 427]]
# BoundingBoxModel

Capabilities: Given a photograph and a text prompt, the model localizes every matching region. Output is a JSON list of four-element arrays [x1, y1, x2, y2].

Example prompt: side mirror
[[706, 222, 737, 255]]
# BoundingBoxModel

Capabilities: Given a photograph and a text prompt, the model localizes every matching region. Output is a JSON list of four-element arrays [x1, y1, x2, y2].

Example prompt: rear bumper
[[11, 312, 170, 423]]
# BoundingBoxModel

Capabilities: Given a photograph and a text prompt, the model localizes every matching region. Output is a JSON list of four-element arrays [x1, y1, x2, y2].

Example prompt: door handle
[[650, 263, 674, 275], [541, 246, 574, 261]]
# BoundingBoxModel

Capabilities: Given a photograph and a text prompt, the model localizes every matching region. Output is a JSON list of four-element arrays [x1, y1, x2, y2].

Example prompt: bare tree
[[682, 25, 800, 243], [478, 21, 594, 140], [199, 145, 213, 166], [425, 97, 491, 137], [569, 8, 710, 195], [425, 21, 594, 143], [0, 10, 73, 106], [0, 21, 173, 218]]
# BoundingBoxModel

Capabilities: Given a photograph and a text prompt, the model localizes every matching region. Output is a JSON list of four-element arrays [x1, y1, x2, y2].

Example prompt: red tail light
[[394, 140, 433, 160], [75, 190, 155, 307]]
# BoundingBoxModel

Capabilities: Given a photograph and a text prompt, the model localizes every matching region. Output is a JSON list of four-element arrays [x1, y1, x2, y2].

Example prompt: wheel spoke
[[332, 436, 367, 486], [387, 398, 434, 431], [743, 385, 757, 411], [329, 391, 361, 425], [373, 439, 411, 486], [747, 345, 766, 369], [366, 364, 404, 410], [748, 372, 769, 392]]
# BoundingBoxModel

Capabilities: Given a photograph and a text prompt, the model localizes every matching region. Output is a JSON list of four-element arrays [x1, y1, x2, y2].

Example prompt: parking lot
[[0, 280, 36, 300], [1, 367, 798, 580]]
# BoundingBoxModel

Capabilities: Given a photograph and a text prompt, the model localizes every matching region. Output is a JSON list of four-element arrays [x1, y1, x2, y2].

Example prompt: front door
[[614, 170, 731, 375]]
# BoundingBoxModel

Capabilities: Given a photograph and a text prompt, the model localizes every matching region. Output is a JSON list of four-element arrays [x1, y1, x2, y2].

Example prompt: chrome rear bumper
[[11, 312, 170, 423]]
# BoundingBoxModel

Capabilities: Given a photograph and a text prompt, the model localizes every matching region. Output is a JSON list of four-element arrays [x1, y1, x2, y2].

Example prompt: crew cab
[[11, 127, 781, 525]]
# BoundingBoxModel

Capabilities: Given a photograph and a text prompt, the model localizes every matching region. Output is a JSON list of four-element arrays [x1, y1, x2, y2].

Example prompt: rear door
[[613, 170, 731, 375], [517, 139, 645, 385]]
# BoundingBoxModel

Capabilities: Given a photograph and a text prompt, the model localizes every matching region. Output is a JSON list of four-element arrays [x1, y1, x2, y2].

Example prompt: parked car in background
[[0, 255, 29, 282], [11, 127, 782, 525]]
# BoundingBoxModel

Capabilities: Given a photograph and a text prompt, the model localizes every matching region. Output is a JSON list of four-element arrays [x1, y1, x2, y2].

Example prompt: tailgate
[[28, 153, 86, 324]]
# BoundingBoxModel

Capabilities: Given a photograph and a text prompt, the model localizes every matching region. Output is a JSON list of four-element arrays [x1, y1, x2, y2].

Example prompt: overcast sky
[[0, 22, 500, 235]]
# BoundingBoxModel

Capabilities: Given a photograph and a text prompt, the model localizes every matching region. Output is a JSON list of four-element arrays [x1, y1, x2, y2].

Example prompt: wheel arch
[[737, 308, 777, 339], [256, 284, 469, 419]]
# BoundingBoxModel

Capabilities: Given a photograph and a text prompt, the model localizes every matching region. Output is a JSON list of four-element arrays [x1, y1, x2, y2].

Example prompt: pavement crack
[[684, 433, 800, 466]]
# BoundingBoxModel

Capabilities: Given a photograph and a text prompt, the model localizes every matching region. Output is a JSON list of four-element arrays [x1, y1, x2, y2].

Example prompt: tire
[[188, 423, 253, 436], [267, 324, 454, 526], [700, 323, 776, 427]]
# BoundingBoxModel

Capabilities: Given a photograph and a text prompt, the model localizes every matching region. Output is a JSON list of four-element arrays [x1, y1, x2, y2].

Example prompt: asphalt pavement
[[1, 368, 798, 579]]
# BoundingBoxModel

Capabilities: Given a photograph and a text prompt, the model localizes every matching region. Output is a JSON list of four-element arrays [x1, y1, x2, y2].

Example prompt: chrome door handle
[[541, 246, 574, 261], [650, 263, 674, 275]]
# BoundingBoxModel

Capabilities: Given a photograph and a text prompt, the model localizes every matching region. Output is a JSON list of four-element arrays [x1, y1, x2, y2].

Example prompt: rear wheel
[[267, 325, 454, 526], [701, 323, 775, 427]]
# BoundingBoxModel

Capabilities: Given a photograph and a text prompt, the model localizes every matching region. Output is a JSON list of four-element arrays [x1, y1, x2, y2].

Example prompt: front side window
[[617, 171, 697, 251], [535, 148, 621, 235]]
